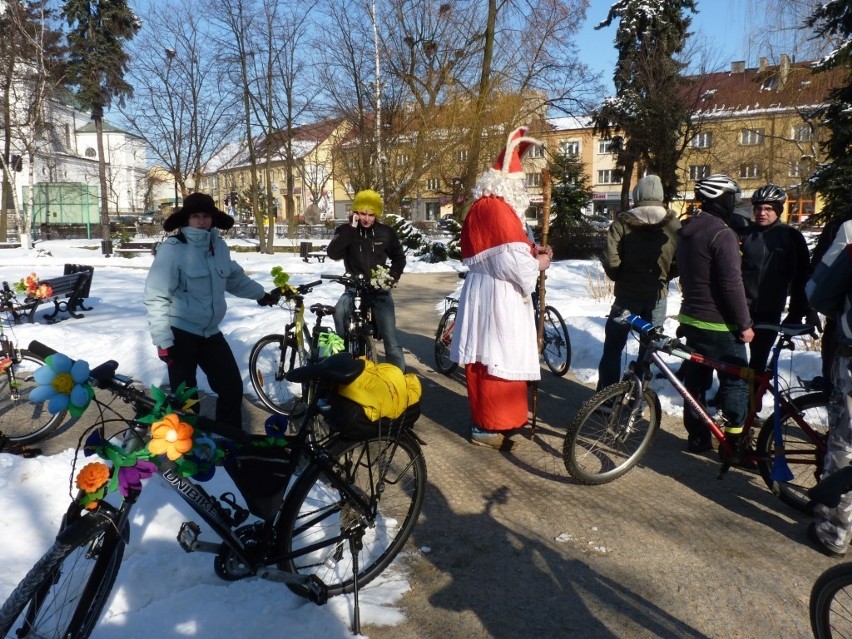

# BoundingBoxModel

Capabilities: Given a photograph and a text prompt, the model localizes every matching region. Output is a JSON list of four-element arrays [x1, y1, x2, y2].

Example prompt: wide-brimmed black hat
[[163, 192, 234, 232]]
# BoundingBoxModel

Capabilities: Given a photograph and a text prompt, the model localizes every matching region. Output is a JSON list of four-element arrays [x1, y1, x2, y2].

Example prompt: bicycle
[[249, 280, 340, 415], [0, 340, 426, 638], [433, 275, 572, 376], [563, 313, 828, 514], [322, 273, 382, 362], [807, 466, 852, 639], [0, 286, 66, 446]]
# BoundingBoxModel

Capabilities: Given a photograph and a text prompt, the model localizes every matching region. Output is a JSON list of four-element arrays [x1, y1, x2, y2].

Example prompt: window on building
[[397, 153, 409, 166], [789, 159, 802, 178], [426, 177, 439, 191], [561, 140, 580, 156], [528, 145, 544, 158], [741, 128, 765, 145], [793, 123, 814, 142], [739, 163, 762, 179], [689, 165, 711, 181], [597, 169, 621, 184], [526, 172, 541, 188], [598, 139, 614, 154], [690, 132, 713, 148], [456, 149, 468, 163]]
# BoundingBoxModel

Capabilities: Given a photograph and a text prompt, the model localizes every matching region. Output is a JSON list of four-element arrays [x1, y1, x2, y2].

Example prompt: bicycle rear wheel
[[249, 331, 310, 415], [0, 511, 126, 639], [277, 431, 426, 597], [0, 350, 67, 444], [811, 562, 852, 639], [563, 380, 661, 485], [756, 391, 828, 514], [541, 306, 571, 377], [434, 307, 457, 375]]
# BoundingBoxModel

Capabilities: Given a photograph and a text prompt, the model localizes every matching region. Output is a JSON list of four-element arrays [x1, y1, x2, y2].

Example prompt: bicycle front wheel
[[249, 331, 310, 415], [349, 333, 377, 364], [0, 350, 67, 444], [277, 431, 426, 597], [0, 513, 126, 639], [563, 380, 661, 485], [756, 391, 829, 514], [541, 306, 571, 377], [811, 562, 852, 639], [433, 307, 458, 375]]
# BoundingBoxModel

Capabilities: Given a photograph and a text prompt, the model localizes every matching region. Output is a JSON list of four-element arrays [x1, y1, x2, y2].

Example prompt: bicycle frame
[[626, 320, 826, 469]]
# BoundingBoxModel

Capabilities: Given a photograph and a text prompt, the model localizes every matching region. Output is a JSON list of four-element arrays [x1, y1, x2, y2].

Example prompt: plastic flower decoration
[[271, 265, 296, 298], [370, 265, 396, 290], [148, 413, 195, 460], [30, 353, 94, 417], [76, 462, 111, 509], [117, 460, 158, 497]]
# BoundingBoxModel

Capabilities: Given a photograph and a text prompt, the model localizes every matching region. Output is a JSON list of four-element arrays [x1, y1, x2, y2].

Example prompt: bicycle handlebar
[[322, 272, 379, 292], [613, 312, 692, 355]]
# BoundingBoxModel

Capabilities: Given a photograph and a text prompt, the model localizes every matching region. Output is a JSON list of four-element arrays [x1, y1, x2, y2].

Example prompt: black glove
[[157, 346, 173, 366], [257, 290, 281, 306]]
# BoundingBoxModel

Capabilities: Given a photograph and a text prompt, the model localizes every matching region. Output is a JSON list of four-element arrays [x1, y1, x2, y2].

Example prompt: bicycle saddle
[[285, 352, 365, 384], [752, 322, 815, 337], [309, 303, 336, 317]]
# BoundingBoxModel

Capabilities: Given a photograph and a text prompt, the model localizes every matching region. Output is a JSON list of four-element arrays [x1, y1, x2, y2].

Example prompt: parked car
[[139, 212, 158, 224]]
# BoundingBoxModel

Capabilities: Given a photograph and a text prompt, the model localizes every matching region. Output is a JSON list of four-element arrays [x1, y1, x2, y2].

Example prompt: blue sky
[[576, 0, 757, 93]]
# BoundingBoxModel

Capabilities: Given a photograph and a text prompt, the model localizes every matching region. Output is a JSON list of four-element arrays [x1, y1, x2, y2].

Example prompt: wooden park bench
[[299, 241, 327, 263], [0, 264, 94, 324]]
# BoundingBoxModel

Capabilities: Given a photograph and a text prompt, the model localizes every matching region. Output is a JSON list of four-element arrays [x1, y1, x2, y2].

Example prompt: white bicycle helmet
[[751, 183, 786, 207], [695, 174, 742, 203]]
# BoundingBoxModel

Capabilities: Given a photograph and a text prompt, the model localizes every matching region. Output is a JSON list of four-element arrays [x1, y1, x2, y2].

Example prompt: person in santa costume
[[450, 126, 553, 450]]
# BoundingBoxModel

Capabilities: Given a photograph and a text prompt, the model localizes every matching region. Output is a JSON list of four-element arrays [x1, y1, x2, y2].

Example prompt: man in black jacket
[[738, 183, 811, 373], [677, 174, 754, 454], [326, 189, 407, 370]]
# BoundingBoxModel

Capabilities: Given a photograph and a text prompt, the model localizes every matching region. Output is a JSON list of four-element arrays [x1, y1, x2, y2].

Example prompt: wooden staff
[[530, 168, 551, 439]]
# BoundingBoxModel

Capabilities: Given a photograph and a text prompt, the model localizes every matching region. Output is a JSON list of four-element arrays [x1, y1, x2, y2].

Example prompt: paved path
[[40, 272, 828, 638]]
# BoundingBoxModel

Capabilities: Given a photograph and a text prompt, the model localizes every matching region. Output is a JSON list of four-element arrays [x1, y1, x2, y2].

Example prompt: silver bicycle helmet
[[751, 183, 786, 207], [694, 174, 742, 203]]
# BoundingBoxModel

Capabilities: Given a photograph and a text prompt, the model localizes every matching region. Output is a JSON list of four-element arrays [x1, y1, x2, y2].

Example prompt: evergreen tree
[[62, 0, 139, 255], [805, 0, 852, 224], [549, 150, 594, 235], [593, 0, 697, 210]]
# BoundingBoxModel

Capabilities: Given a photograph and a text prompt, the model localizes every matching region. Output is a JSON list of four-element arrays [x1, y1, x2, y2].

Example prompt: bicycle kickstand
[[349, 535, 364, 635]]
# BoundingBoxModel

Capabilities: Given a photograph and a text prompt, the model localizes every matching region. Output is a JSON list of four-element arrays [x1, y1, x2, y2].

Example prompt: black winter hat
[[163, 193, 234, 232]]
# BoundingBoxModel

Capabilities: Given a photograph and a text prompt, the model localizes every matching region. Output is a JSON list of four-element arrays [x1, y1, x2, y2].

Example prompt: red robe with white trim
[[451, 195, 541, 431]]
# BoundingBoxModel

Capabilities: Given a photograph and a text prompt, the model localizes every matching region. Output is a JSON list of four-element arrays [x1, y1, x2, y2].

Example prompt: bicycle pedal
[[219, 493, 250, 527], [178, 521, 202, 552]]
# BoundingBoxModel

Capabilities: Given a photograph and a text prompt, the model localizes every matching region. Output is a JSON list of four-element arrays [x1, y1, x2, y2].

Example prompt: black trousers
[[166, 327, 244, 430]]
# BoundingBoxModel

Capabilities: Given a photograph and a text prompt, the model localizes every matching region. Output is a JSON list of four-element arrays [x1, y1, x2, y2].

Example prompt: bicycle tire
[[563, 380, 661, 485], [0, 512, 126, 639], [0, 350, 67, 444], [277, 430, 426, 597], [433, 307, 458, 375], [348, 333, 377, 364], [811, 561, 852, 639], [541, 306, 571, 377], [249, 331, 311, 415], [756, 391, 829, 514]]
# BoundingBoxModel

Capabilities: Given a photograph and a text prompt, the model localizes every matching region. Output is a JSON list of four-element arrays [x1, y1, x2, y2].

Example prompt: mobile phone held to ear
[[351, 215, 358, 228]]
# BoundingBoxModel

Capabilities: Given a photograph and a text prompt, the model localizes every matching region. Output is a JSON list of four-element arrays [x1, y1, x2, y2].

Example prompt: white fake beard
[[472, 169, 530, 221]]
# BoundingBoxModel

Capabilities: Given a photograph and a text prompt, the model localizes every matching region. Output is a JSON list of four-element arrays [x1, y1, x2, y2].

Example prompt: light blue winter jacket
[[143, 226, 264, 348]]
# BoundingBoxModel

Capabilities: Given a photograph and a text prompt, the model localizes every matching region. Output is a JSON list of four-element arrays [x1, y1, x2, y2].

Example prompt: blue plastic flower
[[30, 353, 93, 417]]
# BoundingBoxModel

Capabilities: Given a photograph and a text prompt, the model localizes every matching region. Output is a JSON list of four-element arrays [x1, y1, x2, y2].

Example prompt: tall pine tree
[[62, 0, 139, 254], [593, 0, 697, 210], [805, 0, 852, 223]]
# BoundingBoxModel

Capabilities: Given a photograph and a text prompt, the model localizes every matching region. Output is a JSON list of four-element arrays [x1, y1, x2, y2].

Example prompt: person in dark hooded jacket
[[597, 174, 680, 390]]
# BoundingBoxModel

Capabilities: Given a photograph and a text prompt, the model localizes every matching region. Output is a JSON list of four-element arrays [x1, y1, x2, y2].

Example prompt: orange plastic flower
[[148, 413, 194, 460], [76, 462, 111, 493], [35, 283, 53, 299]]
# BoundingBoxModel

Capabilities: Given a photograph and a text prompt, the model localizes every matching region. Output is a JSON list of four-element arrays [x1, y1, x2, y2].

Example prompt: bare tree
[[118, 0, 239, 216]]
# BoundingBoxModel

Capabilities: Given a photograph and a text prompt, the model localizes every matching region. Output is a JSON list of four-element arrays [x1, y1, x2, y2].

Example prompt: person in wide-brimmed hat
[[144, 192, 279, 430], [163, 192, 235, 232]]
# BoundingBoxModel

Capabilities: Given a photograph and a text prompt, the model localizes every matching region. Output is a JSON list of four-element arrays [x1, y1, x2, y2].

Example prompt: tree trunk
[[93, 108, 112, 256]]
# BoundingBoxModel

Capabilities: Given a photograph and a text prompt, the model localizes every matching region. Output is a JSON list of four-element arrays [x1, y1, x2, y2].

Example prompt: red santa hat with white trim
[[461, 125, 544, 262]]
